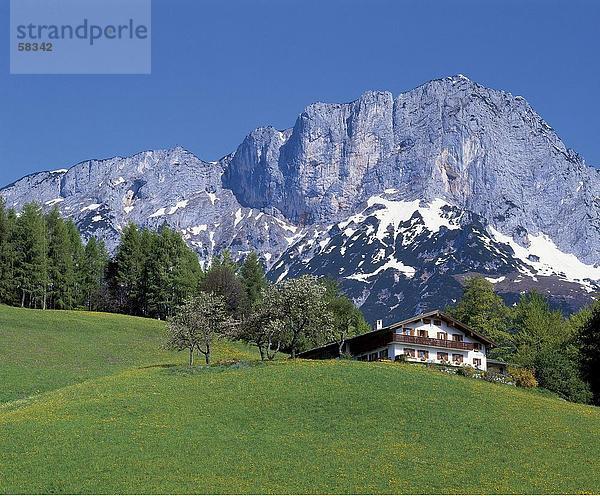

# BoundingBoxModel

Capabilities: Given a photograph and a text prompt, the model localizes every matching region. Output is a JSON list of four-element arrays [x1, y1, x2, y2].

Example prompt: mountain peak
[[1, 76, 599, 320], [444, 73, 472, 84]]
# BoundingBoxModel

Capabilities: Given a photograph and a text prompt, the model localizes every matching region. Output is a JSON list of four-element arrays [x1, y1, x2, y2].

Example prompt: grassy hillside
[[1, 306, 599, 494], [0, 305, 256, 403]]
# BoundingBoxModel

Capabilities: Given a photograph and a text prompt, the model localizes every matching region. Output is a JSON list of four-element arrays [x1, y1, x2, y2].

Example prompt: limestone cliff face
[[224, 75, 600, 264], [2, 75, 599, 320]]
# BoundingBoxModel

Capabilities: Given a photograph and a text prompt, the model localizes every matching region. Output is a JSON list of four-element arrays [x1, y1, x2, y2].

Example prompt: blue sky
[[1, 0, 599, 187]]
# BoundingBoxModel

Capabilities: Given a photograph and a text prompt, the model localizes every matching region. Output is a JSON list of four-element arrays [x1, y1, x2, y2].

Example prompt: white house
[[298, 310, 495, 371]]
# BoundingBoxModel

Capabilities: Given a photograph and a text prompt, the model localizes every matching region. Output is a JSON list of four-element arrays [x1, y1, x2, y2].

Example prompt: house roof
[[487, 358, 509, 365], [382, 309, 497, 346], [297, 309, 496, 358]]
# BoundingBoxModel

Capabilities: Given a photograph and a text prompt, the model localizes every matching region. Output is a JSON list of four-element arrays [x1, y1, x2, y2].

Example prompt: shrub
[[394, 354, 407, 363], [483, 371, 514, 385], [534, 349, 592, 404], [457, 365, 476, 378], [508, 366, 538, 388], [438, 366, 457, 375]]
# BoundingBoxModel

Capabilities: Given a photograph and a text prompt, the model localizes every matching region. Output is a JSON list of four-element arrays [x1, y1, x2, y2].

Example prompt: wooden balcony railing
[[392, 333, 476, 351]]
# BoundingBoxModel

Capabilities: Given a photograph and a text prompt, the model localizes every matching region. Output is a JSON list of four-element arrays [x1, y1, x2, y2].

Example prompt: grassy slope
[[0, 304, 256, 403], [1, 306, 599, 494]]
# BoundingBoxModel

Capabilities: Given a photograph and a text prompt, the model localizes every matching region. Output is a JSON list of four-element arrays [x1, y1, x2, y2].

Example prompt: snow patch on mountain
[[489, 227, 600, 288], [169, 200, 189, 214], [339, 196, 461, 243], [81, 203, 102, 212], [346, 258, 416, 282], [149, 207, 167, 218]]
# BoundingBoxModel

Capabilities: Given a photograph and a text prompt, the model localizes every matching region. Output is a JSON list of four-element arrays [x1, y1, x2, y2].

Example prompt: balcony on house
[[392, 332, 476, 351]]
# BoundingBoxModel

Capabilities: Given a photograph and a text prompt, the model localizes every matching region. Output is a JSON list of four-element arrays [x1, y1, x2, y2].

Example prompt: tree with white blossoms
[[240, 302, 285, 361], [166, 292, 231, 366], [266, 275, 334, 359]]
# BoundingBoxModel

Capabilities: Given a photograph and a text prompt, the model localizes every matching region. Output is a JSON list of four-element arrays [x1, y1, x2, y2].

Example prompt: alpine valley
[[3, 75, 599, 323]]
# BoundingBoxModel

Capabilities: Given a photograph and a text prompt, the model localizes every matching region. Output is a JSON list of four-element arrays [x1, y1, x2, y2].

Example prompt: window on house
[[379, 349, 387, 359], [433, 319, 442, 326], [418, 350, 429, 359], [404, 348, 415, 358], [452, 354, 464, 364], [418, 329, 428, 338], [423, 318, 431, 324], [452, 334, 463, 342], [473, 358, 482, 368], [437, 332, 448, 340], [437, 352, 449, 361], [369, 353, 378, 361], [472, 343, 481, 352]]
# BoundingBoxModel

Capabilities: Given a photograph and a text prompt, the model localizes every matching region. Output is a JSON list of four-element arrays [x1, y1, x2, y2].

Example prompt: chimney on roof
[[375, 319, 383, 330]]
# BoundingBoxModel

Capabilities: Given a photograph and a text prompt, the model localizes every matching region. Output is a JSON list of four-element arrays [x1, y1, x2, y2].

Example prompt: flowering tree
[[166, 292, 230, 366], [266, 276, 334, 358]]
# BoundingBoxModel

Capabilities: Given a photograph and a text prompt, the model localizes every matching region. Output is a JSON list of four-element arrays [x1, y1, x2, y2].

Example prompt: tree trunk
[[267, 340, 281, 361], [205, 342, 211, 365], [189, 347, 194, 367]]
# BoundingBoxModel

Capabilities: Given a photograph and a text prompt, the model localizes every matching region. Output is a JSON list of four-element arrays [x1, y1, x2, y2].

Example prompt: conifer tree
[[511, 291, 565, 368], [166, 228, 203, 313], [202, 250, 244, 317], [579, 305, 600, 405], [15, 203, 48, 309], [46, 208, 75, 309], [239, 251, 267, 316], [0, 200, 18, 305], [446, 276, 512, 356], [82, 237, 109, 311], [114, 223, 145, 314], [137, 228, 155, 315], [65, 219, 85, 307], [145, 229, 169, 318]]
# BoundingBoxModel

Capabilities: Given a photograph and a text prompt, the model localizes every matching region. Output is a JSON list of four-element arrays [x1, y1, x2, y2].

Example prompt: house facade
[[299, 310, 495, 371]]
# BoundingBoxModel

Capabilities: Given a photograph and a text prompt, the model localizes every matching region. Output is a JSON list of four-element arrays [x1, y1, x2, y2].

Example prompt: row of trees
[[0, 201, 108, 310], [0, 200, 208, 317], [167, 275, 370, 366], [111, 223, 203, 318], [447, 276, 600, 405], [0, 201, 274, 320], [1, 201, 370, 367]]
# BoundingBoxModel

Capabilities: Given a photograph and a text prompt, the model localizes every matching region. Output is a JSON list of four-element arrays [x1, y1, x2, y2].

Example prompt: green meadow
[[0, 305, 255, 404], [1, 304, 599, 494]]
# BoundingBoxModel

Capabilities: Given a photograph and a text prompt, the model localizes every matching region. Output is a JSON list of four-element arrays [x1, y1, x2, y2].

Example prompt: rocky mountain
[[2, 75, 599, 322]]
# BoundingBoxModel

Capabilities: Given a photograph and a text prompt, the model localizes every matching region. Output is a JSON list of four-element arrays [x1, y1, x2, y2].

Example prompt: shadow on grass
[[162, 360, 264, 376], [139, 363, 179, 370]]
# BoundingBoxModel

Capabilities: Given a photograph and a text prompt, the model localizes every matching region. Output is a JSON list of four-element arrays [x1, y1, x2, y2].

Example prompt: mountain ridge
[[2, 75, 599, 321]]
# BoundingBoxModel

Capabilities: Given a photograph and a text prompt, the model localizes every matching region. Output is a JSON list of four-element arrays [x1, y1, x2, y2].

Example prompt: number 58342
[[18, 42, 53, 52]]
